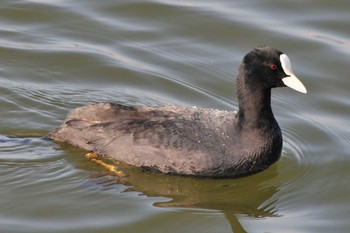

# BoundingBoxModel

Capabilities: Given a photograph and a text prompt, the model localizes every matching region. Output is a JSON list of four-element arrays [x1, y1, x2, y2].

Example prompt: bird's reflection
[[84, 156, 281, 233], [6, 135, 282, 233]]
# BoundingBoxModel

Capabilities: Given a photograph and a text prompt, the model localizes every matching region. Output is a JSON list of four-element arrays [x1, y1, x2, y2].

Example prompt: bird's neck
[[237, 87, 276, 129]]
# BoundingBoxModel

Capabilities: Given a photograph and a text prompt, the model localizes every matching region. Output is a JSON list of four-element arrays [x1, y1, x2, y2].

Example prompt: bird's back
[[49, 103, 244, 177]]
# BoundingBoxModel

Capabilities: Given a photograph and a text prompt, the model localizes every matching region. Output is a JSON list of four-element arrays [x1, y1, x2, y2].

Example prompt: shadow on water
[[77, 150, 281, 233], [2, 135, 281, 233], [123, 166, 279, 233]]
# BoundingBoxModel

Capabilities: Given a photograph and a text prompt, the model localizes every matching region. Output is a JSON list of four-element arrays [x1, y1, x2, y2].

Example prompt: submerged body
[[49, 46, 307, 178]]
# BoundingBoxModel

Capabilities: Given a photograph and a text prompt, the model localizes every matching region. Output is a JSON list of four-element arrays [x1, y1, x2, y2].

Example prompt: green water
[[1, 1, 350, 232]]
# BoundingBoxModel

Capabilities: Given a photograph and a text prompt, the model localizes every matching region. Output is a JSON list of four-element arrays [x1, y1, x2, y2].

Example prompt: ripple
[[1, 0, 350, 232], [0, 135, 60, 161]]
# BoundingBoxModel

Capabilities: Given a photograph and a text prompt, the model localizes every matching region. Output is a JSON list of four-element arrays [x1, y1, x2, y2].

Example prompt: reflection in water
[[2, 135, 281, 232], [81, 155, 281, 233]]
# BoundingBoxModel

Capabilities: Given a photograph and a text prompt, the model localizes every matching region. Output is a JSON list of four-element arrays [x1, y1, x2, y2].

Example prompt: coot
[[49, 46, 307, 178]]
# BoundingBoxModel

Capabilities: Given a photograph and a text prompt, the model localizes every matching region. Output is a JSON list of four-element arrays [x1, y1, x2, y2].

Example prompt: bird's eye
[[270, 64, 278, 70]]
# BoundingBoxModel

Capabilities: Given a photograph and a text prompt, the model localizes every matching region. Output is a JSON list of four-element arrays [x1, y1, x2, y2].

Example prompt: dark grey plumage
[[49, 46, 306, 178]]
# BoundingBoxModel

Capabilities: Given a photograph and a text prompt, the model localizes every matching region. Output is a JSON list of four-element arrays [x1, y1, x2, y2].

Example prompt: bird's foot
[[85, 152, 127, 177]]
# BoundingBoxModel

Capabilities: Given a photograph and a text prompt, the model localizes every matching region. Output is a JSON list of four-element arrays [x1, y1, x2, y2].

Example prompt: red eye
[[270, 64, 278, 70]]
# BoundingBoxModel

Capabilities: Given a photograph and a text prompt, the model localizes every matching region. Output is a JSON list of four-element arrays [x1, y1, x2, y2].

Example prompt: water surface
[[1, 1, 350, 232]]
